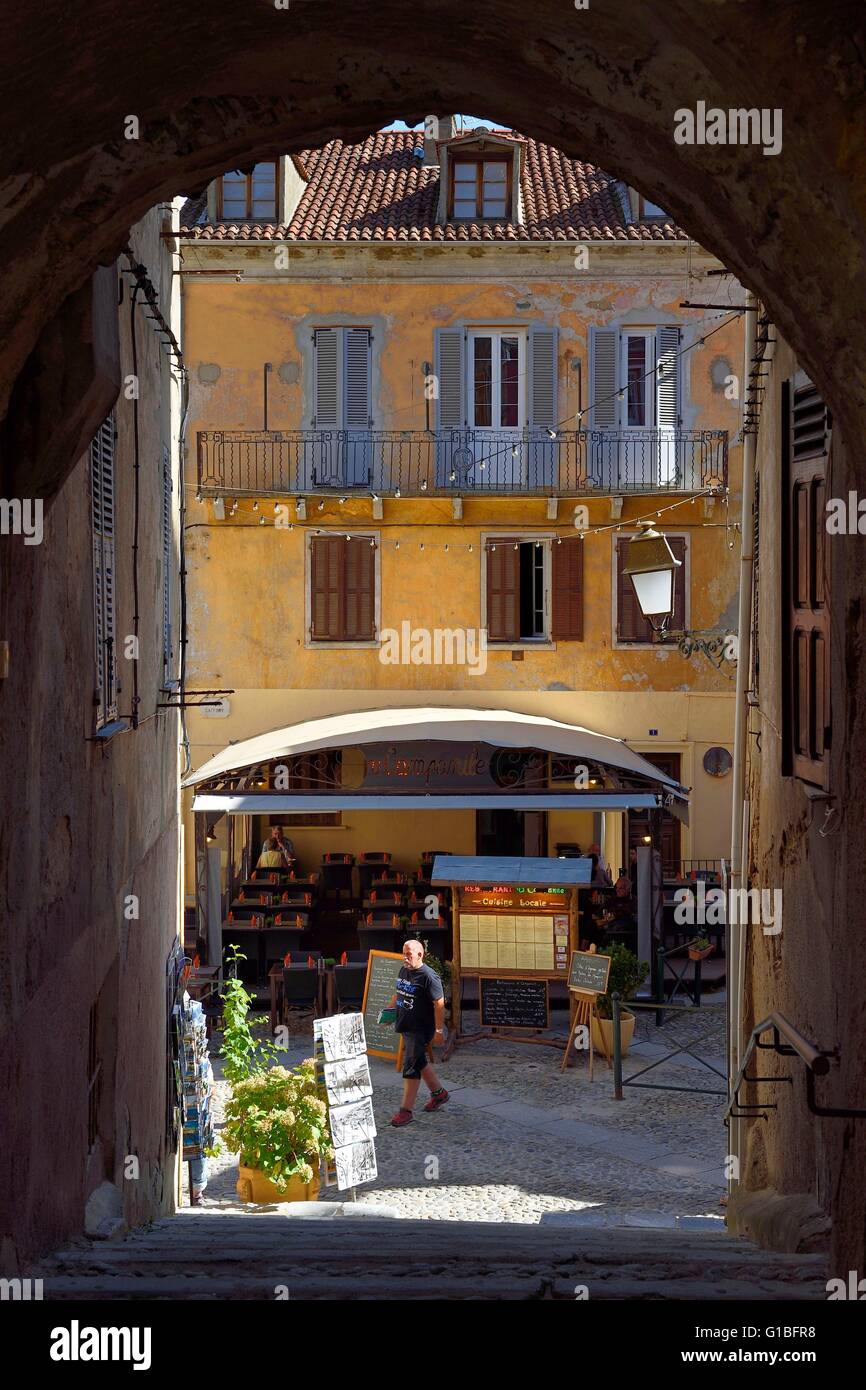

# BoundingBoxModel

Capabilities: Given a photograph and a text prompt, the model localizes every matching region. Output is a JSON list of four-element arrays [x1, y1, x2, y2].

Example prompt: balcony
[[197, 428, 728, 498]]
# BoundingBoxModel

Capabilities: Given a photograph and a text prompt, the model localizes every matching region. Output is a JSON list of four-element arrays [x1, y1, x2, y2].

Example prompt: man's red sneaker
[[423, 1088, 449, 1112], [390, 1108, 414, 1127]]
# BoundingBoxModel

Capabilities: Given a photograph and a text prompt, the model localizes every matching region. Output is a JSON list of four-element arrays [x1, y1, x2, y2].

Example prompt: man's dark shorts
[[400, 1032, 432, 1079]]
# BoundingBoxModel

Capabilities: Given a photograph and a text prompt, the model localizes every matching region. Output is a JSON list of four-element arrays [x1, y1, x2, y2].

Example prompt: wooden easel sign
[[561, 947, 611, 1076]]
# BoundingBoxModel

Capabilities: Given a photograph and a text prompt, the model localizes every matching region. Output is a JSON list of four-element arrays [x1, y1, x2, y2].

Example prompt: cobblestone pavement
[[195, 999, 729, 1228]]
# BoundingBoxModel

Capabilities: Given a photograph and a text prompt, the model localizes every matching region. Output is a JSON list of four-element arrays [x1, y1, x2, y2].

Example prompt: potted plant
[[688, 935, 715, 961], [218, 946, 333, 1203], [224, 1061, 333, 1204], [592, 942, 649, 1058]]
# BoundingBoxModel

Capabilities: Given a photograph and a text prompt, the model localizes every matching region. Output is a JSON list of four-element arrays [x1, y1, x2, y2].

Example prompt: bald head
[[402, 939, 425, 969]]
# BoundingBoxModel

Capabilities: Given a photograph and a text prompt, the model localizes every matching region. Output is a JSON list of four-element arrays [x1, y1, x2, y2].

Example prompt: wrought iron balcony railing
[[197, 427, 728, 498]]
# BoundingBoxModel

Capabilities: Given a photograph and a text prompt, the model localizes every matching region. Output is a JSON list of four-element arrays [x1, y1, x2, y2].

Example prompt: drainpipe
[[728, 292, 758, 1187]]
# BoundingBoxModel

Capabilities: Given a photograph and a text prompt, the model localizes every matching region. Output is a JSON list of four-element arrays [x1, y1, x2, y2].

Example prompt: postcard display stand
[[447, 879, 581, 1052], [313, 1012, 378, 1194], [181, 996, 215, 1186]]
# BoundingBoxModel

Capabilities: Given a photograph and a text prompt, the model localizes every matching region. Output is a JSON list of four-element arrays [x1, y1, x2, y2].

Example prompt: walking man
[[390, 939, 449, 1127]]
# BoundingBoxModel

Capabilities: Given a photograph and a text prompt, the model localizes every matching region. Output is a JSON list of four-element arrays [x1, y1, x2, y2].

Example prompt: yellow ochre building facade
[[178, 125, 743, 895]]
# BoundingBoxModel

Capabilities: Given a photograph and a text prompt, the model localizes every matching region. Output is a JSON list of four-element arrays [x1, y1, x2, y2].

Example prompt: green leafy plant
[[222, 1061, 334, 1188], [690, 936, 711, 952], [596, 942, 649, 1020], [219, 944, 279, 1084], [421, 944, 452, 1004]]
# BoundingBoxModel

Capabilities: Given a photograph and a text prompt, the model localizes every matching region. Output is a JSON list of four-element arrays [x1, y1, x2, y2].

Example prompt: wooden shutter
[[551, 538, 584, 640], [783, 374, 831, 785], [162, 444, 173, 680], [589, 327, 619, 429], [529, 327, 558, 428], [90, 414, 117, 724], [344, 537, 375, 640], [310, 535, 375, 641], [616, 534, 685, 643], [655, 326, 681, 429], [314, 328, 339, 427], [310, 535, 342, 639], [434, 328, 465, 428], [486, 539, 520, 641]]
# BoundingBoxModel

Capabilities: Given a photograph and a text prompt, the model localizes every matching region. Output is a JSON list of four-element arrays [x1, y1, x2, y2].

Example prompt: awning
[[184, 706, 692, 806], [431, 856, 594, 886]]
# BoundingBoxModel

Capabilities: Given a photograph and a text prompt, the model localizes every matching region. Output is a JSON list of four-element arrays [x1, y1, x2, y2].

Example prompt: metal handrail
[[724, 1011, 866, 1123]]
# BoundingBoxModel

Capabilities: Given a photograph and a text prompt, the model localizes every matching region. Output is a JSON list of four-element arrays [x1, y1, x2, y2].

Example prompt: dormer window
[[218, 161, 279, 221], [450, 156, 511, 220], [638, 194, 667, 220]]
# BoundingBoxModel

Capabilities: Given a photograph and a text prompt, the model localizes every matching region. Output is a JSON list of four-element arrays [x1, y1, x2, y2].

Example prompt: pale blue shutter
[[434, 327, 465, 486], [528, 326, 558, 487], [655, 325, 681, 486], [589, 326, 619, 487], [343, 327, 372, 485], [313, 328, 339, 485]]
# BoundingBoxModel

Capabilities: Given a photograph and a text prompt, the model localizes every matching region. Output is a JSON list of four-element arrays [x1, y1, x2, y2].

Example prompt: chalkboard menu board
[[567, 950, 611, 995], [480, 977, 549, 1030], [362, 950, 404, 1060]]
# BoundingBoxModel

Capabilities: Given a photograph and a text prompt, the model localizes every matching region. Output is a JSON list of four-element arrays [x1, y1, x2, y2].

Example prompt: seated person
[[257, 826, 294, 869]]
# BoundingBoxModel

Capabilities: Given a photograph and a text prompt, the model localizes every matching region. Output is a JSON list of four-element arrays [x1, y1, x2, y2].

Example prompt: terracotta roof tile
[[180, 130, 685, 243]]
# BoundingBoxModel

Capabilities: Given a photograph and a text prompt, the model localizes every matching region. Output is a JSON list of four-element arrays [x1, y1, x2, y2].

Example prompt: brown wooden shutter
[[486, 539, 520, 641], [784, 374, 831, 785], [551, 538, 584, 640], [616, 536, 652, 643], [668, 536, 687, 637], [310, 535, 343, 640], [616, 534, 685, 643], [344, 537, 375, 640]]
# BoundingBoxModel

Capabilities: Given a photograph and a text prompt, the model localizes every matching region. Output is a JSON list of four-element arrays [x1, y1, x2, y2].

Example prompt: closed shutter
[[551, 538, 584, 640], [784, 374, 831, 785], [655, 326, 681, 429], [162, 444, 173, 680], [434, 328, 465, 428], [313, 328, 339, 427], [529, 327, 558, 488], [589, 327, 619, 430], [344, 537, 375, 640], [90, 415, 117, 724], [486, 539, 520, 642], [616, 534, 685, 643], [343, 328, 372, 485], [310, 535, 342, 639], [310, 535, 375, 641]]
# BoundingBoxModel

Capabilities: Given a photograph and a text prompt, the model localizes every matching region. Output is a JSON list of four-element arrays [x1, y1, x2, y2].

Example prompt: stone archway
[[2, 0, 865, 495]]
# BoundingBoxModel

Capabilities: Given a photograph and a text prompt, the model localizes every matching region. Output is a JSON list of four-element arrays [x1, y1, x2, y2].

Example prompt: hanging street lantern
[[622, 523, 682, 634]]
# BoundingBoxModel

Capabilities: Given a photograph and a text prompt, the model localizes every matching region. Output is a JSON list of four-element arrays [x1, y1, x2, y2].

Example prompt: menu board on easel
[[361, 949, 404, 1060], [568, 949, 611, 996]]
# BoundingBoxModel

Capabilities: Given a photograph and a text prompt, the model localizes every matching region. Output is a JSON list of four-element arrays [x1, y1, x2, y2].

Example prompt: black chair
[[281, 966, 319, 1019], [346, 949, 369, 964], [357, 925, 399, 953], [334, 964, 367, 1010], [321, 856, 355, 908]]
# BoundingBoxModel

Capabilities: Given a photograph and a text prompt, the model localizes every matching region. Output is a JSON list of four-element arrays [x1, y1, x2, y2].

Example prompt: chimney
[[423, 115, 455, 167]]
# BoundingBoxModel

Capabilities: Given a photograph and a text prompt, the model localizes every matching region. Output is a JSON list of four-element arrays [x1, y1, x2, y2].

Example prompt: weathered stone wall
[[0, 206, 182, 1269], [741, 333, 866, 1276]]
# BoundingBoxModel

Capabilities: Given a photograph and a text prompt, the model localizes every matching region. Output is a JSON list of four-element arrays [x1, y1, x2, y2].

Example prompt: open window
[[485, 537, 584, 643]]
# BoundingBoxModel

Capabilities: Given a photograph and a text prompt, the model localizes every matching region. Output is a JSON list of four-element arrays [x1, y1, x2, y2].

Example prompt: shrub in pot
[[592, 943, 650, 1057], [224, 1061, 333, 1203], [688, 935, 714, 961]]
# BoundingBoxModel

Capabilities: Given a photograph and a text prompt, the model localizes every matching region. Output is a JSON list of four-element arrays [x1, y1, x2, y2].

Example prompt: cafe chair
[[281, 966, 319, 1021], [334, 964, 367, 1010], [345, 949, 369, 964]]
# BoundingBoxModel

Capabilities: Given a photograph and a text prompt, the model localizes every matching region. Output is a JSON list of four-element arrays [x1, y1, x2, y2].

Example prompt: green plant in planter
[[420, 945, 452, 1004], [222, 1061, 334, 1189], [690, 936, 711, 952], [596, 942, 649, 1020], [219, 944, 279, 1084]]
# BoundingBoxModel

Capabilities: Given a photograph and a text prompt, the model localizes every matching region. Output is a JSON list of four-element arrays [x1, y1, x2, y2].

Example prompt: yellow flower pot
[[591, 1007, 636, 1059], [236, 1164, 320, 1204]]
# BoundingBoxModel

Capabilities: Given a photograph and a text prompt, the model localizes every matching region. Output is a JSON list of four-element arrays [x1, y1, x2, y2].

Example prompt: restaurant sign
[[460, 884, 570, 912], [361, 741, 497, 790]]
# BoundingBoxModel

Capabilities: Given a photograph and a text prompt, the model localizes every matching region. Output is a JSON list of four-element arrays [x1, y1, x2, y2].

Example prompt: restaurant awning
[[430, 856, 594, 886], [185, 705, 689, 818]]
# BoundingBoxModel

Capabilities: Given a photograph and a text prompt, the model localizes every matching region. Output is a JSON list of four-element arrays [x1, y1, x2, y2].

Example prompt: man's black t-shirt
[[394, 964, 444, 1037]]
